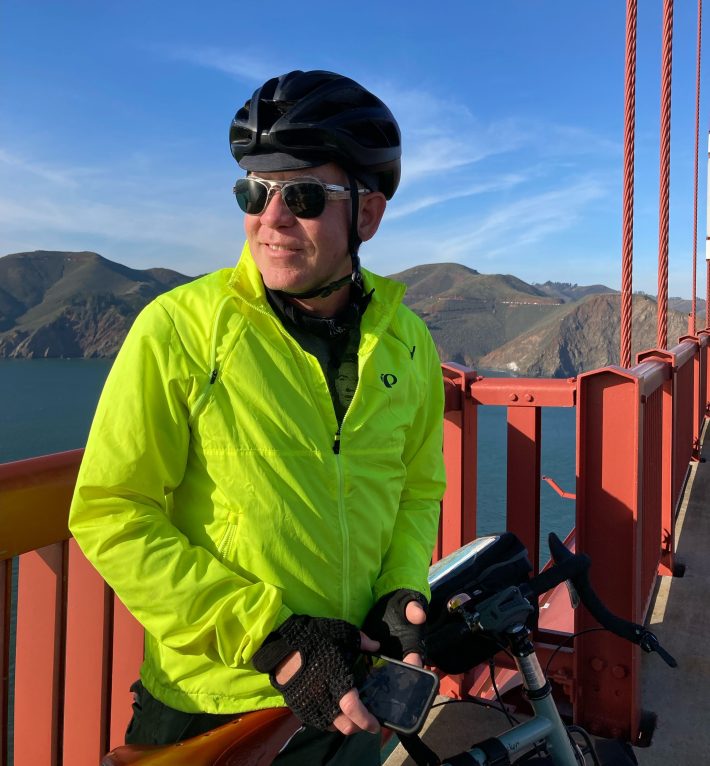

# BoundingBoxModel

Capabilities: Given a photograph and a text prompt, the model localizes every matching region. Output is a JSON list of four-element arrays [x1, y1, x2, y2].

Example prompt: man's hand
[[273, 632, 381, 735], [402, 599, 427, 666], [332, 633, 380, 735], [362, 589, 429, 663], [252, 615, 381, 733]]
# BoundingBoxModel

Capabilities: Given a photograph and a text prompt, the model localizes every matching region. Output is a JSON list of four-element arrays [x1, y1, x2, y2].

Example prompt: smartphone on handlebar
[[356, 654, 439, 735]]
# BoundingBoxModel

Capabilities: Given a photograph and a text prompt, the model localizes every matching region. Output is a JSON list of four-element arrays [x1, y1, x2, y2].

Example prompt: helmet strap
[[346, 171, 362, 260], [277, 172, 363, 301]]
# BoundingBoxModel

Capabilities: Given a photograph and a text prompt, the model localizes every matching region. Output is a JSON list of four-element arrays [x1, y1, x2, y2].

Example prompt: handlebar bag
[[424, 532, 532, 673]]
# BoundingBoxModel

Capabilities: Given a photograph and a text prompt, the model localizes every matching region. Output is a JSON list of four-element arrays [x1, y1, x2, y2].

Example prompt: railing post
[[0, 560, 11, 766], [439, 363, 478, 702], [14, 543, 68, 766], [108, 597, 145, 749], [576, 367, 644, 741], [505, 406, 542, 573], [636, 351, 676, 577], [440, 363, 478, 560], [699, 330, 710, 420], [679, 335, 704, 459], [63, 540, 113, 763], [639, 343, 697, 512]]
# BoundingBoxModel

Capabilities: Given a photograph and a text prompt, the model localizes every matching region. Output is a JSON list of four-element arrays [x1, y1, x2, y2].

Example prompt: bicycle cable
[[567, 725, 602, 766], [488, 659, 520, 727], [544, 627, 608, 677]]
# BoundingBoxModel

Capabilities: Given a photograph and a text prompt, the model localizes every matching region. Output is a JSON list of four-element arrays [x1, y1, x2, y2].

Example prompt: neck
[[285, 285, 351, 317]]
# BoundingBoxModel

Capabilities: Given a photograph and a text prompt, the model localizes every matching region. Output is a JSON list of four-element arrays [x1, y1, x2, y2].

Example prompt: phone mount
[[424, 533, 534, 674]]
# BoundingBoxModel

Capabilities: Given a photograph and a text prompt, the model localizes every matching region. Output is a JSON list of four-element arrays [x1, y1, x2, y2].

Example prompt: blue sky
[[1, 1, 708, 298]]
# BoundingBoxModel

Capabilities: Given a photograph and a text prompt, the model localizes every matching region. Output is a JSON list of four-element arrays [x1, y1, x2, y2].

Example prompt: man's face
[[243, 163, 353, 296]]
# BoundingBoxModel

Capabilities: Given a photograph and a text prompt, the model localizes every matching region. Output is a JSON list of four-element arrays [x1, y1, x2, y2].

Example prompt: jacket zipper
[[334, 443, 350, 618], [237, 293, 362, 620], [331, 374, 366, 620]]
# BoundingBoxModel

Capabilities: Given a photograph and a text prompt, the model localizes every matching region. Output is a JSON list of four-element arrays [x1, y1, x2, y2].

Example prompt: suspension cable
[[621, 0, 638, 368], [657, 0, 674, 350], [691, 0, 703, 336]]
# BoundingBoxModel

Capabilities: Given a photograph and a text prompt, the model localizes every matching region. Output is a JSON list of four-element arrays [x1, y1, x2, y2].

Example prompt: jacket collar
[[227, 242, 407, 342]]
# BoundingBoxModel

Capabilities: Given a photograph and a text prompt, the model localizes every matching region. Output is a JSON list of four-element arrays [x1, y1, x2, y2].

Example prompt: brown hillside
[[479, 293, 689, 377], [0, 251, 194, 358], [391, 263, 564, 366]]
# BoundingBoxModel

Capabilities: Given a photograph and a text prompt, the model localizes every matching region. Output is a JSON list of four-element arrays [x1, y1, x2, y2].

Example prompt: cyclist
[[69, 70, 446, 765]]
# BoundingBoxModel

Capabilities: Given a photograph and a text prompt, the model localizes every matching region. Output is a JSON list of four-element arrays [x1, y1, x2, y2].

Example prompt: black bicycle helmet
[[229, 70, 401, 199]]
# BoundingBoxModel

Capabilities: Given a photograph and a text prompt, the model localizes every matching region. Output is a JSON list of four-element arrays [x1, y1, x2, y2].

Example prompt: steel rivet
[[524, 393, 534, 402], [509, 394, 518, 401]]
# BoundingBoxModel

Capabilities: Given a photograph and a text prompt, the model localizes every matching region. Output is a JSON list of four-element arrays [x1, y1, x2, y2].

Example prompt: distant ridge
[[0, 252, 702, 374], [391, 262, 567, 368], [478, 293, 690, 377], [0, 251, 194, 358], [533, 281, 617, 302]]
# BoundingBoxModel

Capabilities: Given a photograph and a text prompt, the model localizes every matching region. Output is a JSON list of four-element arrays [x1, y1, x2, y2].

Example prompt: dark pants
[[125, 680, 381, 765]]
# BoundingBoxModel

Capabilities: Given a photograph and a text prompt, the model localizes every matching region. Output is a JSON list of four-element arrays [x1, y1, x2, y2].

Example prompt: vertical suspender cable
[[621, 0, 638, 368], [691, 0, 703, 336], [657, 0, 674, 349], [706, 132, 710, 326]]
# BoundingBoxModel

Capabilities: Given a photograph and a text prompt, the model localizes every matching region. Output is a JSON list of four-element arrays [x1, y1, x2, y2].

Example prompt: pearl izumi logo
[[380, 373, 398, 388]]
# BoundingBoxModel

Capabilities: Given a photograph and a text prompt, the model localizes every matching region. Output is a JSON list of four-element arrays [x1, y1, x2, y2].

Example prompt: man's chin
[[264, 279, 312, 295]]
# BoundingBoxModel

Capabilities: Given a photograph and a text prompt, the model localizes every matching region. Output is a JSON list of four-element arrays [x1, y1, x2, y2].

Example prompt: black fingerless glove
[[362, 589, 428, 659], [252, 614, 361, 730]]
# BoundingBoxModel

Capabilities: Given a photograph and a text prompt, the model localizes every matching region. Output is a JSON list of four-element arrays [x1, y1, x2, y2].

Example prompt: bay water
[[0, 359, 576, 541]]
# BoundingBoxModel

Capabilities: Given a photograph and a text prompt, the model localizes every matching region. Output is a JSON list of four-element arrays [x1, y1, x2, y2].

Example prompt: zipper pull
[[333, 429, 341, 454]]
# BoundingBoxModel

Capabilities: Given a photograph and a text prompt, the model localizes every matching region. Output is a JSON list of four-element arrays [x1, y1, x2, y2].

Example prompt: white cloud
[[375, 86, 526, 186], [150, 44, 281, 84], [0, 148, 98, 188], [443, 177, 607, 258], [387, 173, 528, 220], [364, 175, 608, 277]]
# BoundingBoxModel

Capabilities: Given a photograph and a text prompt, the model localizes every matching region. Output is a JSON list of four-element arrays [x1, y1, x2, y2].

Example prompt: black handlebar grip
[[547, 532, 644, 643], [547, 533, 677, 667], [523, 551, 590, 599]]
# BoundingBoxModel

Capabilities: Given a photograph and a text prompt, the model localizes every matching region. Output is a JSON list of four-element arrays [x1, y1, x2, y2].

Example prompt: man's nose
[[259, 188, 295, 226]]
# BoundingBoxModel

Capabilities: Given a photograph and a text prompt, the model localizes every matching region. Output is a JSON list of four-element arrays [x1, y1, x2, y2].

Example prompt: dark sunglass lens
[[234, 178, 267, 214], [283, 182, 326, 218]]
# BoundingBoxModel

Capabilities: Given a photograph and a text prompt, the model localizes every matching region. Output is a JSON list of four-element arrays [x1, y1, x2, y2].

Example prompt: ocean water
[[0, 359, 577, 543], [475, 404, 577, 548], [0, 358, 114, 463]]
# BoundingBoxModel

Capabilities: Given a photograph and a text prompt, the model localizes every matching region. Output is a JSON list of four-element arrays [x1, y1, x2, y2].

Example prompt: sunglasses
[[233, 176, 370, 219]]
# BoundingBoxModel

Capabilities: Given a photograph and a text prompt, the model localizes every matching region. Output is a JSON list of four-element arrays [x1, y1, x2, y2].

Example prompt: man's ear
[[357, 192, 387, 242]]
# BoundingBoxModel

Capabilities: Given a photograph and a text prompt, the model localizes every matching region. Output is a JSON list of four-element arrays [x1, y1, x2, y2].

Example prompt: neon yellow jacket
[[69, 243, 446, 714]]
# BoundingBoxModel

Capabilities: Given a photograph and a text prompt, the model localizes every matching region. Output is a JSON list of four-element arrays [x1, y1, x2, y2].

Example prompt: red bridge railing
[[1, 330, 708, 764], [438, 334, 708, 742]]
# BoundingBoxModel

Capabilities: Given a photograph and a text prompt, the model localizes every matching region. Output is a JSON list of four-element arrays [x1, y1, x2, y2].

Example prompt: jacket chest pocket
[[216, 510, 241, 563]]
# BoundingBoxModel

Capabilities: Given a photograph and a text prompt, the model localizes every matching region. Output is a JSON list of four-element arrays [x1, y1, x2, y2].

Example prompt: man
[[69, 70, 446, 765]]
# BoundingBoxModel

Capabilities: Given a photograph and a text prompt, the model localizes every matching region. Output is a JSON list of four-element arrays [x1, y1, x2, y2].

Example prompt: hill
[[0, 252, 699, 375], [391, 262, 565, 367], [668, 296, 707, 315], [533, 281, 617, 302], [0, 251, 194, 358], [478, 293, 689, 377]]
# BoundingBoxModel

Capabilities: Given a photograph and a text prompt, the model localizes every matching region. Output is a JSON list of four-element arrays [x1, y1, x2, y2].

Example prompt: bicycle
[[406, 531, 677, 766]]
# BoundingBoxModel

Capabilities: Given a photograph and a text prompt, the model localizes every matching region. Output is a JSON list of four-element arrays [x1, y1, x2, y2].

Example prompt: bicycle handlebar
[[522, 533, 677, 667]]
